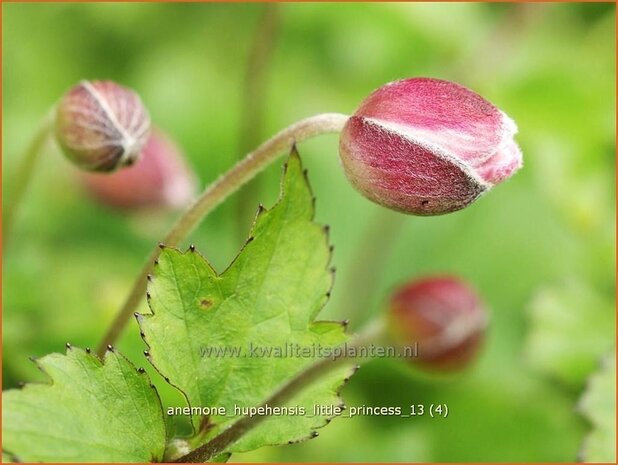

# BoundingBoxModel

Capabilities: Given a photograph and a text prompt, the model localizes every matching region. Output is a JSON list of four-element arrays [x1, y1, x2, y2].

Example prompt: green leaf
[[524, 279, 615, 389], [578, 352, 616, 463], [2, 347, 167, 462], [138, 149, 353, 454]]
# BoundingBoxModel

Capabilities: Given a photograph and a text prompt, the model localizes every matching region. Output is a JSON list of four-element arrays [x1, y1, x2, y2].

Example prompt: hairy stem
[[236, 3, 280, 240], [97, 113, 349, 356], [176, 320, 387, 463], [3, 110, 55, 244]]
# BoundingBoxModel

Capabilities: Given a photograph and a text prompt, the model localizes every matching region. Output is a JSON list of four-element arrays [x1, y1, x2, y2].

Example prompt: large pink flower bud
[[388, 276, 488, 372], [55, 80, 150, 172], [339, 78, 522, 215], [79, 129, 197, 210]]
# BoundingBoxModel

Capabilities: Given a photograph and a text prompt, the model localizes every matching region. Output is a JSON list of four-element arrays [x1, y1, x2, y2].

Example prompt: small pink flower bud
[[79, 129, 197, 210], [55, 80, 151, 172], [339, 78, 522, 215], [388, 276, 488, 372]]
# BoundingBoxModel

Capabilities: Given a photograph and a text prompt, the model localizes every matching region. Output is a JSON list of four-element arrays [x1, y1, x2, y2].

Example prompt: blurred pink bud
[[79, 129, 198, 210], [55, 80, 150, 172], [339, 78, 522, 215], [388, 276, 488, 372]]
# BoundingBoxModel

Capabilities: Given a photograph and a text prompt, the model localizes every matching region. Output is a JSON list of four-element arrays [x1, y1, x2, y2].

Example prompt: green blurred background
[[2, 2, 615, 462]]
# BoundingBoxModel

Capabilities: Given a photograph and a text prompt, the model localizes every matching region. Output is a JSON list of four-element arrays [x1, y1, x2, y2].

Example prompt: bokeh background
[[3, 2, 615, 462]]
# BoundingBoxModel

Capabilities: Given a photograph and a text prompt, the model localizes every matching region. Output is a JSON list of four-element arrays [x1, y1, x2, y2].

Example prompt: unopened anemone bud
[[55, 80, 151, 172], [388, 276, 488, 372], [79, 129, 198, 210], [339, 78, 522, 215]]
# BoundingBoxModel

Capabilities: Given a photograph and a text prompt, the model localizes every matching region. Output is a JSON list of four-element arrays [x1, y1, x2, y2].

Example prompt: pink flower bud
[[339, 78, 522, 215], [79, 129, 197, 210], [55, 80, 150, 172], [388, 276, 488, 372]]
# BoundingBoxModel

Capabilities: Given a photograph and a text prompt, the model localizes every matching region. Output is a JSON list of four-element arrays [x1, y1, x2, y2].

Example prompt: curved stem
[[97, 113, 349, 356], [3, 109, 55, 244], [175, 319, 387, 463]]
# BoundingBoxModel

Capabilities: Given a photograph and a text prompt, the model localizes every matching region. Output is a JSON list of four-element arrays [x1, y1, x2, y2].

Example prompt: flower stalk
[[175, 319, 387, 463], [3, 109, 55, 243], [236, 3, 280, 239]]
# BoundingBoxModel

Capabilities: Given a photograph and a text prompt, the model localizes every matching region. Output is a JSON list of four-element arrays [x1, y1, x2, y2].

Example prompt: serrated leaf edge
[[135, 149, 350, 451], [3, 344, 168, 462]]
